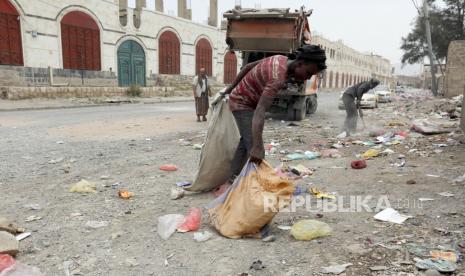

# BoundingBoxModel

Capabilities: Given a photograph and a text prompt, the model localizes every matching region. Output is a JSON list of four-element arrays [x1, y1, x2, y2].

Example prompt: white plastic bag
[[157, 214, 184, 240]]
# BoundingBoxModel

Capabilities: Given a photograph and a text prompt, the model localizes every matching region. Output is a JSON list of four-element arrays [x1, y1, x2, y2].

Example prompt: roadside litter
[[193, 231, 213, 242], [374, 208, 412, 224], [310, 187, 336, 200], [177, 208, 201, 233], [321, 263, 352, 274], [85, 221, 108, 229], [362, 149, 380, 159], [157, 214, 184, 240], [321, 149, 341, 158], [290, 220, 332, 241], [69, 180, 96, 193], [207, 161, 294, 239], [0, 254, 43, 276], [415, 258, 457, 273], [411, 119, 457, 135], [118, 190, 134, 199], [351, 160, 367, 169], [170, 187, 185, 200], [159, 164, 178, 171], [285, 151, 320, 161]]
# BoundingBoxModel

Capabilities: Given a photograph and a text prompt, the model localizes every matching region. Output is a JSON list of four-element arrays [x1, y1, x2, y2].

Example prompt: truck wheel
[[306, 95, 318, 114], [287, 97, 306, 121]]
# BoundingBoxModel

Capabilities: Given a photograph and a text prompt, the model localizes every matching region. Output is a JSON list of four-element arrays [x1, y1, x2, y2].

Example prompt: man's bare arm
[[250, 95, 274, 163], [224, 61, 260, 94]]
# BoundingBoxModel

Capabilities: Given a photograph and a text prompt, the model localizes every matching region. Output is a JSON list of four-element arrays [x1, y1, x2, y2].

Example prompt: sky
[[133, 0, 423, 75]]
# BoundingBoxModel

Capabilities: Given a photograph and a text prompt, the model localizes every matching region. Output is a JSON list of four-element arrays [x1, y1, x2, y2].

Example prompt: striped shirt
[[229, 55, 288, 111]]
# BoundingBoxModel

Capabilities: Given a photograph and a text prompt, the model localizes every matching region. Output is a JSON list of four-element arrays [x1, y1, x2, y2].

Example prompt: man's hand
[[250, 145, 264, 164]]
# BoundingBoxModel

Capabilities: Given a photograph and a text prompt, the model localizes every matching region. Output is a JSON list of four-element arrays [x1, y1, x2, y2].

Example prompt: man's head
[[370, 78, 380, 88], [199, 68, 206, 77], [290, 45, 327, 82]]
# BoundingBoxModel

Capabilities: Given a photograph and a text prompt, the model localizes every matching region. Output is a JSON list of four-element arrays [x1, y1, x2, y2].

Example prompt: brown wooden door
[[61, 11, 100, 71], [195, 38, 212, 76], [158, 31, 180, 74], [0, 0, 23, 66], [223, 51, 237, 84]]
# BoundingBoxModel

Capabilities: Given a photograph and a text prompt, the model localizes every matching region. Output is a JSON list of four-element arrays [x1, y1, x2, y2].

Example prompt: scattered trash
[[290, 164, 313, 176], [262, 235, 276, 242], [310, 187, 336, 200], [321, 149, 341, 158], [159, 164, 178, 171], [100, 175, 111, 180], [362, 149, 380, 159], [285, 152, 319, 161], [164, 253, 175, 267], [374, 208, 412, 224], [321, 263, 352, 274], [23, 204, 41, 210], [369, 266, 388, 271], [453, 173, 465, 184], [157, 214, 184, 240], [430, 250, 459, 263], [277, 225, 292, 230], [69, 180, 97, 193], [177, 208, 201, 233], [336, 131, 347, 139], [176, 181, 191, 187], [170, 187, 185, 200], [426, 174, 441, 178], [290, 219, 332, 241], [118, 190, 134, 199], [387, 120, 406, 127], [15, 232, 31, 241], [415, 258, 457, 273], [192, 144, 203, 150], [419, 198, 435, 202], [351, 160, 367, 169], [48, 157, 64, 164], [0, 260, 43, 275], [331, 143, 344, 149], [24, 215, 42, 222], [381, 148, 395, 155], [438, 192, 454, 197], [249, 260, 265, 271], [406, 180, 416, 185], [85, 220, 108, 229], [0, 254, 15, 271], [0, 232, 19, 256], [411, 119, 456, 135], [193, 231, 213, 242]]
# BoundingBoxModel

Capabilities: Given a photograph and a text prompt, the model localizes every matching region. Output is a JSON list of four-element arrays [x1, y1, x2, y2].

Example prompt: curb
[[0, 98, 194, 112]]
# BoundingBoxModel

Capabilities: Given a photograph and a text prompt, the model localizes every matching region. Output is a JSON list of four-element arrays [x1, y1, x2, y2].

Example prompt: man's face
[[293, 62, 319, 82], [200, 68, 206, 77]]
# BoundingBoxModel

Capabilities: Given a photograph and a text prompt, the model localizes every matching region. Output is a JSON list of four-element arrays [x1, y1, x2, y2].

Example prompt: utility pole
[[423, 0, 438, 96]]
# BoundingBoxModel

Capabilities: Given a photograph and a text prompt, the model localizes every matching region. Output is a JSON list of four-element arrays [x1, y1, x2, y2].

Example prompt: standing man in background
[[192, 68, 211, 122], [342, 78, 380, 135]]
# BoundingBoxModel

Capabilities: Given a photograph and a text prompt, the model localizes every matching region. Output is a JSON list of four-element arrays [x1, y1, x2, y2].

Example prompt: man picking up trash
[[342, 78, 380, 136], [224, 45, 327, 180]]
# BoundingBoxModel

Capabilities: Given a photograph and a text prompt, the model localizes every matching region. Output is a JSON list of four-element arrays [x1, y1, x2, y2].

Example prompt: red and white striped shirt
[[229, 55, 288, 111]]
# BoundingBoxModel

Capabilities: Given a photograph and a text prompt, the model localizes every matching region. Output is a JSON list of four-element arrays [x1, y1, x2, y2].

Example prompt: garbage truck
[[223, 7, 321, 121]]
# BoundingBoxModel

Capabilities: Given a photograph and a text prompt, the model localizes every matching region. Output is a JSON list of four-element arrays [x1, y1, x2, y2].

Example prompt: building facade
[[313, 35, 393, 91], [0, 0, 238, 87], [444, 40, 465, 98]]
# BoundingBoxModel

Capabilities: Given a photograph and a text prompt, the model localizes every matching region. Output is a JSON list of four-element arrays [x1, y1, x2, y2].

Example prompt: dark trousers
[[343, 93, 358, 134], [230, 110, 255, 178]]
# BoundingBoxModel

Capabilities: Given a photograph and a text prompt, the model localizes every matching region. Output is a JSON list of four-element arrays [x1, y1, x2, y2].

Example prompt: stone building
[[313, 35, 393, 91], [444, 40, 465, 98], [0, 0, 238, 87]]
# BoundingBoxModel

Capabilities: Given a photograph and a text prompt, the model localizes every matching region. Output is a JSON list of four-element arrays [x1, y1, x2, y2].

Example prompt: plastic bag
[[159, 165, 178, 171], [207, 161, 294, 239], [0, 262, 43, 276], [157, 214, 184, 240], [0, 255, 15, 272], [69, 180, 96, 193], [185, 94, 240, 192], [362, 149, 379, 159], [177, 208, 201, 233], [290, 219, 332, 241]]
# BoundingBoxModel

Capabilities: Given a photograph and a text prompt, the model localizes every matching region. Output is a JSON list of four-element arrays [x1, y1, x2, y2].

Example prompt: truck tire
[[306, 95, 318, 114], [287, 97, 307, 121]]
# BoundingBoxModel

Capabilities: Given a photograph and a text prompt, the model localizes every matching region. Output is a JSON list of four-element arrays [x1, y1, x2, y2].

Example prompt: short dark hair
[[295, 45, 327, 71]]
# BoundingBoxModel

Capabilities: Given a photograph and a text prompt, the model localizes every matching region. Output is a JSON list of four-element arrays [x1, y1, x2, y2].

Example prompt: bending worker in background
[[224, 45, 327, 180], [342, 78, 380, 135]]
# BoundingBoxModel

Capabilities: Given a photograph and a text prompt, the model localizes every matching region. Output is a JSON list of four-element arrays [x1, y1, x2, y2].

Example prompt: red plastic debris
[[177, 208, 201, 232], [351, 160, 367, 169], [394, 130, 409, 137], [0, 254, 16, 272], [159, 164, 178, 171]]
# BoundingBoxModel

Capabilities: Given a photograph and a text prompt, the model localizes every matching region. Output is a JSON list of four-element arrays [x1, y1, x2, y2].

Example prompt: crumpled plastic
[[157, 214, 184, 240], [69, 180, 96, 193], [362, 149, 380, 159], [290, 219, 332, 241], [159, 165, 178, 171], [177, 208, 201, 233]]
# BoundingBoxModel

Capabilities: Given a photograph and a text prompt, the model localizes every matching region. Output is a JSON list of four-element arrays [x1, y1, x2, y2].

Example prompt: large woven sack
[[184, 95, 240, 192], [207, 161, 295, 239]]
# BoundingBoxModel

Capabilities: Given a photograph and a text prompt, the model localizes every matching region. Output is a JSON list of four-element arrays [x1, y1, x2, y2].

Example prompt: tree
[[401, 0, 465, 65]]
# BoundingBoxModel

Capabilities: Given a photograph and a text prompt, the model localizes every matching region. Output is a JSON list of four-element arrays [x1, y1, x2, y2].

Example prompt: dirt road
[[1, 91, 464, 275]]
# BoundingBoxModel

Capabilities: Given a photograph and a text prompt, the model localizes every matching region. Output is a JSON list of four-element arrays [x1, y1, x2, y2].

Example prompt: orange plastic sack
[[207, 161, 294, 239], [177, 208, 201, 232]]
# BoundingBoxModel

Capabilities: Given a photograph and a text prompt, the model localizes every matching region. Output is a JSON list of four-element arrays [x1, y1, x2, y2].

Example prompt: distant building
[[312, 35, 394, 91], [444, 40, 465, 98]]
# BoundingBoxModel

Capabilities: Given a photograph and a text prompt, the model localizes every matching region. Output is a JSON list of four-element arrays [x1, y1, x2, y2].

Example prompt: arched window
[[158, 30, 180, 74], [341, 73, 345, 88], [335, 72, 339, 89], [0, 0, 23, 65], [223, 51, 237, 84], [195, 38, 212, 76], [61, 11, 101, 70]]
